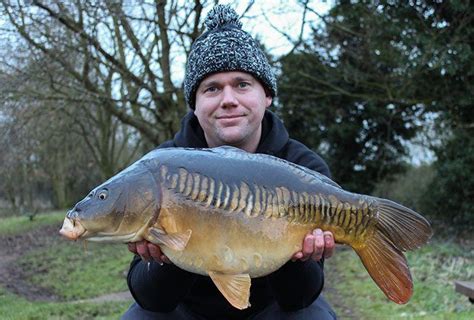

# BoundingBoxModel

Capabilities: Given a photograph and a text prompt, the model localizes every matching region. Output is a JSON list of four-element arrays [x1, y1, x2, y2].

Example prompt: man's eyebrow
[[234, 76, 254, 82], [199, 80, 219, 88], [199, 76, 254, 88]]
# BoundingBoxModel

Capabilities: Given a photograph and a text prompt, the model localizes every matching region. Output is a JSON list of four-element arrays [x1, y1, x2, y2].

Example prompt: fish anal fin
[[208, 271, 251, 310], [148, 227, 191, 251], [355, 232, 413, 304]]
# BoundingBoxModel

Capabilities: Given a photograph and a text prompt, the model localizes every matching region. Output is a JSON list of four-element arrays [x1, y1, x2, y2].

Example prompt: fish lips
[[59, 213, 86, 240]]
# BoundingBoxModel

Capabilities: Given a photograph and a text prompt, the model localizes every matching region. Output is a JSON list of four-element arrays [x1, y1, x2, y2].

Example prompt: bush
[[420, 130, 474, 232], [372, 164, 435, 213]]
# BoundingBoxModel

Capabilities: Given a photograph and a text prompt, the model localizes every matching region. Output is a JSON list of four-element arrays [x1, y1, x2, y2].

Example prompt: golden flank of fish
[[60, 146, 432, 309]]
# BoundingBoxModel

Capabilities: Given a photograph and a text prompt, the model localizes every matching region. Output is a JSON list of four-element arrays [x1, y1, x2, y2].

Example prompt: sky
[[220, 0, 333, 56]]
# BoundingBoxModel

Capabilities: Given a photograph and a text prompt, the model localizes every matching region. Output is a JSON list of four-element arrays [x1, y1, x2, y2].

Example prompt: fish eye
[[98, 189, 108, 200]]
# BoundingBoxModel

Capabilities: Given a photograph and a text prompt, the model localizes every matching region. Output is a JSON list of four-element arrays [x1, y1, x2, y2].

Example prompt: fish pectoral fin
[[148, 228, 192, 251], [208, 271, 251, 310]]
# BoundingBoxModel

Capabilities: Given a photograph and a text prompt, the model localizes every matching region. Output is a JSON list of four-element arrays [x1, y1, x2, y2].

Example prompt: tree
[[0, 75, 105, 210], [1, 1, 311, 212], [422, 130, 473, 229], [277, 1, 472, 197], [0, 0, 202, 146]]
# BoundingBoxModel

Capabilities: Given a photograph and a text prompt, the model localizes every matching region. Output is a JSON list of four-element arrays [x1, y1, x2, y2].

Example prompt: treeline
[[277, 1, 473, 229], [0, 1, 471, 230]]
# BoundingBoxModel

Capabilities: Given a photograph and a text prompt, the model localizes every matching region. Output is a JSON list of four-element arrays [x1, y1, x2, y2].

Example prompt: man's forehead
[[201, 71, 255, 84]]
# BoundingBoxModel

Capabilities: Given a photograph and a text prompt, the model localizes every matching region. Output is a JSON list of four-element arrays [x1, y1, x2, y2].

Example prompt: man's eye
[[238, 82, 250, 88], [204, 86, 217, 93]]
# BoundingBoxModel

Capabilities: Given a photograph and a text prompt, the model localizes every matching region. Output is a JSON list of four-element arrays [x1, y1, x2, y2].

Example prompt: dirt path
[[73, 291, 133, 304], [0, 224, 132, 304], [0, 225, 62, 301]]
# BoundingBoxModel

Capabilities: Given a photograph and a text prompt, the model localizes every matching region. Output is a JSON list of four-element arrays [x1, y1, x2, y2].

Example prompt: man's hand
[[292, 229, 335, 262], [127, 240, 171, 265]]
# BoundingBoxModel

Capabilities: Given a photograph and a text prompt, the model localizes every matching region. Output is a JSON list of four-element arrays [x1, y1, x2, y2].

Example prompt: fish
[[59, 146, 432, 310]]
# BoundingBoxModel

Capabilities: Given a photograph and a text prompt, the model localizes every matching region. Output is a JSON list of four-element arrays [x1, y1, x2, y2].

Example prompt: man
[[123, 5, 337, 320]]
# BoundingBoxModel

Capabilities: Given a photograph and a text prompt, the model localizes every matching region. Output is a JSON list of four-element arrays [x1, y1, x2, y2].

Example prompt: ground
[[0, 224, 131, 304], [0, 223, 354, 316]]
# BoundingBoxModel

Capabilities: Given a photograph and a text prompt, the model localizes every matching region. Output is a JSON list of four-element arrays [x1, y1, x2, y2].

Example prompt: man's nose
[[220, 86, 238, 108]]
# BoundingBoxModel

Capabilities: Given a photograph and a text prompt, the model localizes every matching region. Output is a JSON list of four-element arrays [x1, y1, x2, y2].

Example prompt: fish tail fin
[[375, 198, 432, 251], [354, 198, 432, 304], [355, 230, 413, 303]]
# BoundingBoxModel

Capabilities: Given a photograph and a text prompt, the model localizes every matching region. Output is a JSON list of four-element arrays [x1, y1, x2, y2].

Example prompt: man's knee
[[121, 302, 192, 320], [253, 296, 337, 320], [307, 295, 337, 319]]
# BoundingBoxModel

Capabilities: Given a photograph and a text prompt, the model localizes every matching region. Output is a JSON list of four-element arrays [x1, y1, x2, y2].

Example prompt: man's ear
[[265, 96, 272, 108]]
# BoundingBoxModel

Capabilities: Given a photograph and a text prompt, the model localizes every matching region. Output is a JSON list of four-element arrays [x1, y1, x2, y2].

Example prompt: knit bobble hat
[[184, 4, 277, 109]]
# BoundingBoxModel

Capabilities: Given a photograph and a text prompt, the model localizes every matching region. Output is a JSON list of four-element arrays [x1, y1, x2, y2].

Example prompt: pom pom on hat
[[184, 4, 277, 109], [205, 4, 242, 30]]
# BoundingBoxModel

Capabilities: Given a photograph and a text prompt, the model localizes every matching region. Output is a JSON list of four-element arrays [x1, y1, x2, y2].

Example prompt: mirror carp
[[60, 146, 432, 309]]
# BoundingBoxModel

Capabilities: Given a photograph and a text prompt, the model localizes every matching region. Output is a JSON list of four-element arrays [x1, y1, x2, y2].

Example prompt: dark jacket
[[127, 110, 331, 319]]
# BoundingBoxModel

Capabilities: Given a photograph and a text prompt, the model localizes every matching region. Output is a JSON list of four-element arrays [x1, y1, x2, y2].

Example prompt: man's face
[[194, 71, 272, 152]]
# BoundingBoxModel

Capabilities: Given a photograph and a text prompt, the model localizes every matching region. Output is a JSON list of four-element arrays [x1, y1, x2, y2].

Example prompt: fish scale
[[161, 164, 372, 232], [60, 146, 432, 310], [160, 163, 381, 247]]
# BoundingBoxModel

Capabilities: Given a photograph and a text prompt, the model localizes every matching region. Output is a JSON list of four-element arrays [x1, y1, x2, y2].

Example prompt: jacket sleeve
[[127, 255, 197, 312], [268, 139, 331, 310]]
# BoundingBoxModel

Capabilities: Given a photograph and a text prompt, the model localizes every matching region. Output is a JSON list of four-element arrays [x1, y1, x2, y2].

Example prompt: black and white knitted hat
[[184, 4, 277, 109]]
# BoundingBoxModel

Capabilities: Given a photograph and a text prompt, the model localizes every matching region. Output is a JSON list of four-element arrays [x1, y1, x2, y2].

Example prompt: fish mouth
[[59, 217, 86, 240]]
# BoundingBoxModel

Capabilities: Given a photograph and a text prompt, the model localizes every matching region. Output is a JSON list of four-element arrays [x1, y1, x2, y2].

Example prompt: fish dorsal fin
[[148, 227, 191, 251], [210, 146, 341, 189], [208, 271, 251, 310]]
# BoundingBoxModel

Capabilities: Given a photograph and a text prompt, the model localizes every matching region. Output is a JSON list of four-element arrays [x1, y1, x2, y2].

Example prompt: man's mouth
[[216, 114, 245, 120]]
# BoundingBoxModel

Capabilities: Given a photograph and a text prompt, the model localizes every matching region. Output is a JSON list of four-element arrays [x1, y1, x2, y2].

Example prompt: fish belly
[[156, 193, 309, 278]]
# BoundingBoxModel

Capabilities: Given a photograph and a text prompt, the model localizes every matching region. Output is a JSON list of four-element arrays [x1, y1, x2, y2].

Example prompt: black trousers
[[121, 295, 337, 320]]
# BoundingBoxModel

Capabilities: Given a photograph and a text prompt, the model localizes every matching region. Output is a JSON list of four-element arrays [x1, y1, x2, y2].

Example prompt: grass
[[0, 287, 129, 320], [0, 210, 66, 235], [0, 211, 133, 319], [325, 239, 474, 319], [18, 240, 131, 300]]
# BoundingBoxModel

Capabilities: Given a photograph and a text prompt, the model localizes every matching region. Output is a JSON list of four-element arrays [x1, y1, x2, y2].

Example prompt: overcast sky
[[219, 0, 333, 56]]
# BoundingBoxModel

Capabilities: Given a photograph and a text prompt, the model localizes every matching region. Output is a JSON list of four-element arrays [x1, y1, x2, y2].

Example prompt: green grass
[[18, 241, 131, 300], [0, 211, 133, 319], [0, 287, 129, 320], [325, 240, 474, 319], [0, 210, 66, 235]]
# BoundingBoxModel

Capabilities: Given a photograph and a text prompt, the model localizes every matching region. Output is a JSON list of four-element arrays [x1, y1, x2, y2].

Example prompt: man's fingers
[[127, 242, 137, 254], [147, 243, 164, 265], [323, 231, 335, 259], [135, 241, 151, 261], [161, 255, 171, 264], [300, 234, 315, 261], [311, 229, 325, 261], [291, 251, 304, 262]]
